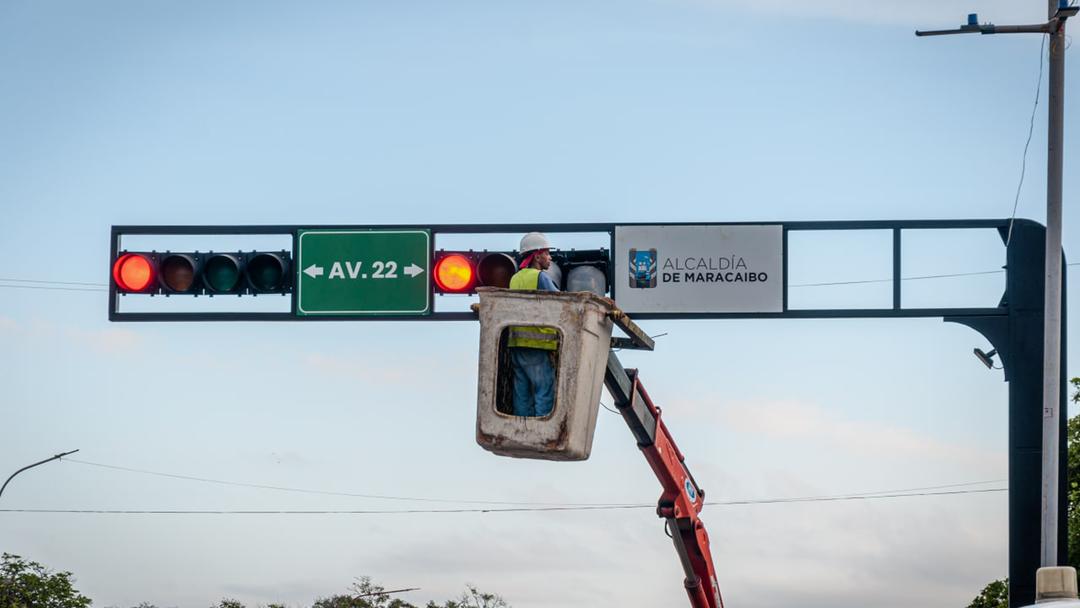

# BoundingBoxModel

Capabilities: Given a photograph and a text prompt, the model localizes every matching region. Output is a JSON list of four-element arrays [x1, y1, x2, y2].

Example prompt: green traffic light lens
[[204, 255, 241, 293], [247, 253, 284, 291], [160, 255, 196, 292]]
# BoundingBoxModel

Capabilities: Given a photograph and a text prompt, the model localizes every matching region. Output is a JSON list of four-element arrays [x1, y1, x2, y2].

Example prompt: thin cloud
[[63, 326, 144, 354], [301, 351, 474, 387], [1, 316, 144, 354], [698, 0, 1052, 27], [668, 395, 1004, 470]]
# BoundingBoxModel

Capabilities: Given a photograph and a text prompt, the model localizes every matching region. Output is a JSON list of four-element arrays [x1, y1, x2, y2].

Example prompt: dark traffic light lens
[[160, 254, 197, 292], [203, 254, 242, 293], [477, 253, 515, 288], [247, 253, 285, 291]]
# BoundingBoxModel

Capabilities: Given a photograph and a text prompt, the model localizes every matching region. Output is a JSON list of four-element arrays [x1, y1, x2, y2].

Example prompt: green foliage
[[311, 577, 417, 608], [0, 553, 92, 608], [1069, 378, 1080, 571], [426, 585, 509, 608], [0, 553, 506, 608], [967, 578, 1008, 608]]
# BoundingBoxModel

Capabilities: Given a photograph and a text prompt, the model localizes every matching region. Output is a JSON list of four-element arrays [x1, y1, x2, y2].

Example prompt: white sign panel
[[614, 225, 783, 314]]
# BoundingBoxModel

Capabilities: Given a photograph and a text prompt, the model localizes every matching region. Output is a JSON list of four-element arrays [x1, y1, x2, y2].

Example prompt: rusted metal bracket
[[609, 308, 655, 351]]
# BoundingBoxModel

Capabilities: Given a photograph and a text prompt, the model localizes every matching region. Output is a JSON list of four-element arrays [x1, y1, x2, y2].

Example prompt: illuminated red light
[[112, 254, 155, 292], [434, 254, 475, 292]]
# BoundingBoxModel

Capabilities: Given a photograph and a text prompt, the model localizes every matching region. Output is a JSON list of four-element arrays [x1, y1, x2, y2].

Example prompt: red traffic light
[[434, 253, 475, 293], [112, 253, 156, 292], [433, 251, 519, 294]]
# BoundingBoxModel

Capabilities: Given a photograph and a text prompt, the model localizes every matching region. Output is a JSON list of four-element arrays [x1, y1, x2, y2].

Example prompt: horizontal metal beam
[[108, 306, 1008, 323], [112, 218, 1015, 237]]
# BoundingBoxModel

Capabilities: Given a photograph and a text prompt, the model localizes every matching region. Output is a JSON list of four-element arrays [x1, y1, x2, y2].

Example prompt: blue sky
[[0, 1, 1077, 607]]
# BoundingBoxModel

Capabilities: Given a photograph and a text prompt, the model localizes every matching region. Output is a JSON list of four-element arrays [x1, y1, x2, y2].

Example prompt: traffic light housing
[[432, 249, 610, 296], [556, 249, 610, 297], [111, 251, 293, 296], [433, 251, 517, 294]]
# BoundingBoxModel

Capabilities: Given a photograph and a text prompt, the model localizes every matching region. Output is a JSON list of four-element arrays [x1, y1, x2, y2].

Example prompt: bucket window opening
[[496, 325, 561, 418]]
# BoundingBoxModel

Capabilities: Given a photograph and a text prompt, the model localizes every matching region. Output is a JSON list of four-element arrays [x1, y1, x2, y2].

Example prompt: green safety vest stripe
[[508, 268, 559, 350]]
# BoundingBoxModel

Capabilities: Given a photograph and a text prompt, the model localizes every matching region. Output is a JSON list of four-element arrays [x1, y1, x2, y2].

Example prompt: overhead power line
[[0, 277, 106, 287], [789, 269, 1008, 288], [0, 487, 1007, 516], [0, 283, 106, 292], [62, 457, 1005, 511], [5, 263, 1080, 293], [1006, 34, 1047, 247], [64, 458, 639, 507]]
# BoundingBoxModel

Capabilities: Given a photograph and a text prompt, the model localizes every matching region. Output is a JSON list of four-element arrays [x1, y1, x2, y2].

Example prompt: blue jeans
[[511, 348, 556, 417]]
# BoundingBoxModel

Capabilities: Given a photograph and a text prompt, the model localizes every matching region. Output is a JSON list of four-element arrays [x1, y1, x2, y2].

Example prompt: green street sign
[[296, 229, 431, 316]]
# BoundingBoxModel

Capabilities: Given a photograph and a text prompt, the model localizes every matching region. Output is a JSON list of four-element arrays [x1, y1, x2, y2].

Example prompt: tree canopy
[[0, 553, 93, 608]]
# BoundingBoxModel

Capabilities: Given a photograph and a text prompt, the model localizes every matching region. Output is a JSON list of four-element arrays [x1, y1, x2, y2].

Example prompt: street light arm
[[916, 23, 1050, 36], [916, 5, 1077, 38], [915, 27, 982, 37], [0, 449, 79, 500]]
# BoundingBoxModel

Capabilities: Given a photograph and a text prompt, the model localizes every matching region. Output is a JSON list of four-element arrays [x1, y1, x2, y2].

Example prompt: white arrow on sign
[[404, 263, 424, 278], [303, 264, 325, 279]]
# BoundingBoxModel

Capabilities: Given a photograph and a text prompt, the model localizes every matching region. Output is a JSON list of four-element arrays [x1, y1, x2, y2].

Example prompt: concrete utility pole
[[917, 0, 1076, 572], [1043, 0, 1068, 570]]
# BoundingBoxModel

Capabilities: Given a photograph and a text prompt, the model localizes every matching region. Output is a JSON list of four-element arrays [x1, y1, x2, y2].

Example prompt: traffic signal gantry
[[110, 220, 1066, 605]]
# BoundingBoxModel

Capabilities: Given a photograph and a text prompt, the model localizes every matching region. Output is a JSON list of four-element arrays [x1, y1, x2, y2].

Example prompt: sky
[[1, 1, 1079, 607]]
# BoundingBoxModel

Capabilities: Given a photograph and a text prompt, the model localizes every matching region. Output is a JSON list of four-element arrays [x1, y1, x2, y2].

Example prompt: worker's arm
[[537, 271, 559, 292]]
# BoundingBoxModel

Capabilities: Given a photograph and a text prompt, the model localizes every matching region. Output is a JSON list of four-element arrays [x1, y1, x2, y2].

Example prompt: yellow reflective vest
[[508, 268, 559, 350]]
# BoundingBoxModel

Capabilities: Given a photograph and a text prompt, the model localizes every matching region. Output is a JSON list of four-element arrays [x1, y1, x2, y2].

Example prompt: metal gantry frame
[[113, 218, 1011, 322], [109, 218, 1066, 603]]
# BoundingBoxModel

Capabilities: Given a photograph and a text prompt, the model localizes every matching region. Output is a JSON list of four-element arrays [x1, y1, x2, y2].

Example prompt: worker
[[507, 232, 560, 417]]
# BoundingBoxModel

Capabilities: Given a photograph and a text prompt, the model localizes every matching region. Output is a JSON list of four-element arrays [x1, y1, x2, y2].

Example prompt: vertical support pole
[[987, 220, 1069, 607], [782, 227, 789, 312], [1041, 13, 1066, 568], [892, 228, 902, 310], [108, 226, 120, 321]]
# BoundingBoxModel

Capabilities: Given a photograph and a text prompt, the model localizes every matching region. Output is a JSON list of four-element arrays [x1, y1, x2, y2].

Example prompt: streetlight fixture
[[0, 449, 80, 501]]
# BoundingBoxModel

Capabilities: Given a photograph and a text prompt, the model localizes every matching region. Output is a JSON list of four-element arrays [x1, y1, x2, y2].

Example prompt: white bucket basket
[[475, 288, 615, 461]]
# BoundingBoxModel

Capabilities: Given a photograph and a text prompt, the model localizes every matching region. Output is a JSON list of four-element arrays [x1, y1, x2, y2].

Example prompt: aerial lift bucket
[[475, 288, 614, 461]]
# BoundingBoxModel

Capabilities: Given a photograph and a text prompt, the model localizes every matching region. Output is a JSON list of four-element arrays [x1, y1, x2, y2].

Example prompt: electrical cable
[[5, 261, 1080, 294], [0, 487, 1007, 516], [59, 458, 1005, 511], [1005, 34, 1047, 247], [791, 262, 1080, 288], [0, 277, 106, 287], [0, 283, 106, 292], [790, 269, 1006, 288], [61, 462, 639, 509]]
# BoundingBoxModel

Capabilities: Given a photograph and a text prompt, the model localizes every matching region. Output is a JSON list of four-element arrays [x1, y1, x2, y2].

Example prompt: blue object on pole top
[[1060, 0, 1068, 10], [967, 13, 978, 25]]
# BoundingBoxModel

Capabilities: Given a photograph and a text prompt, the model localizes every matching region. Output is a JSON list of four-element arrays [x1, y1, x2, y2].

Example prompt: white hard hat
[[519, 232, 552, 253]]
